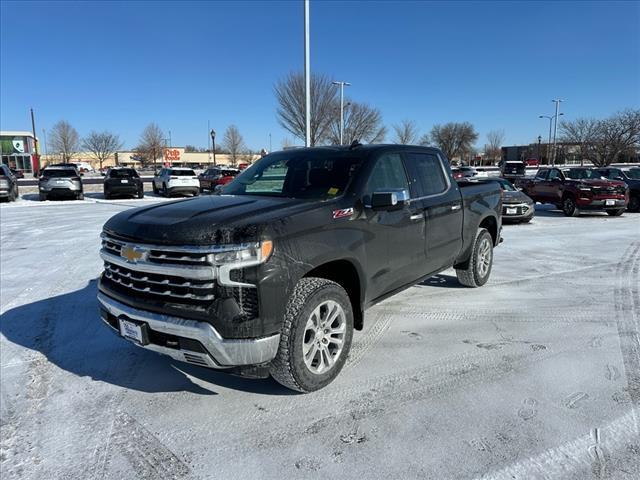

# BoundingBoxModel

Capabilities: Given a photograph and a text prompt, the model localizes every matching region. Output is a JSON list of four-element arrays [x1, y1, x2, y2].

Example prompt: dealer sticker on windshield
[[333, 208, 354, 219]]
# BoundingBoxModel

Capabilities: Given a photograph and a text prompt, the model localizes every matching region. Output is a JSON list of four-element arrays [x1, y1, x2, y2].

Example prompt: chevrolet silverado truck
[[520, 166, 628, 216], [98, 145, 502, 392]]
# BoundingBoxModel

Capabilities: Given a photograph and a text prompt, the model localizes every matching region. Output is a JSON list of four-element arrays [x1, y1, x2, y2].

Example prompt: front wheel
[[562, 196, 579, 217], [39, 192, 47, 201], [152, 182, 158, 194], [607, 209, 624, 217], [137, 188, 144, 199], [76, 191, 84, 200], [456, 228, 494, 288], [627, 195, 639, 212], [162, 184, 168, 197], [270, 277, 354, 393]]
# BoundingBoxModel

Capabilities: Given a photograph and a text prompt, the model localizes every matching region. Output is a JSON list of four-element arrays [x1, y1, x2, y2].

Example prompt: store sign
[[164, 148, 181, 161]]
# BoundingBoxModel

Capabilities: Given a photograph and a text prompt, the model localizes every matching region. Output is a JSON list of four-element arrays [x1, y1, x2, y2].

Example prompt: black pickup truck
[[98, 145, 501, 392]]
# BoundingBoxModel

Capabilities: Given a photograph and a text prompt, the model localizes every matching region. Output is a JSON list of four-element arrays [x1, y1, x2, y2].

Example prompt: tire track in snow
[[345, 310, 393, 369]]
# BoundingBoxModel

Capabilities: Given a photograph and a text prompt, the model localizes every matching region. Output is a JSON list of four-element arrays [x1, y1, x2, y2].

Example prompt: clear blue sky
[[1, 0, 639, 151]]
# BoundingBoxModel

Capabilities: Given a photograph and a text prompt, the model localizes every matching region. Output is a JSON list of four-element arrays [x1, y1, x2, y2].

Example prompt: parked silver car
[[39, 165, 84, 201]]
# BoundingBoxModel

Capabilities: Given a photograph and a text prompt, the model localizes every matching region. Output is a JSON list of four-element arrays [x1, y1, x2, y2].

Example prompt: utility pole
[[332, 81, 351, 145], [30, 108, 40, 175], [551, 99, 563, 166], [304, 0, 311, 147]]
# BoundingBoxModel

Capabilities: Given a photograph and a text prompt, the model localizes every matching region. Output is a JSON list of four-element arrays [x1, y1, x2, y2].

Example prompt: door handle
[[451, 204, 461, 211]]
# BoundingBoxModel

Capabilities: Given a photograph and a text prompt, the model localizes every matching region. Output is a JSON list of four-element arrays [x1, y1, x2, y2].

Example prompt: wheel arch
[[303, 259, 364, 330]]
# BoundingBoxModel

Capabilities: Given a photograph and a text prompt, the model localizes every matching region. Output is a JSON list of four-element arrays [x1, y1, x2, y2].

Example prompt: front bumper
[[98, 292, 280, 368], [502, 203, 534, 221], [575, 198, 627, 210], [168, 186, 199, 195]]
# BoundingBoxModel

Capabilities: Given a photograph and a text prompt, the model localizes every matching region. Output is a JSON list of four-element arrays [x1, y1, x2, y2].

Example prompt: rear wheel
[[270, 277, 354, 393], [39, 192, 47, 201], [152, 182, 158, 194], [9, 185, 17, 202], [562, 195, 579, 217], [162, 183, 168, 197], [607, 209, 624, 217], [137, 188, 144, 199], [456, 228, 494, 288]]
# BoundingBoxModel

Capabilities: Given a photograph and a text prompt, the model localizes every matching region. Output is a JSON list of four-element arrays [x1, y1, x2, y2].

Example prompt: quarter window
[[535, 169, 548, 180]]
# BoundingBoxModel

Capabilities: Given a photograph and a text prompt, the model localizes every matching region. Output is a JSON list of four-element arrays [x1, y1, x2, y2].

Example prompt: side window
[[535, 169, 548, 180], [547, 169, 561, 180], [405, 153, 448, 197], [364, 153, 409, 201]]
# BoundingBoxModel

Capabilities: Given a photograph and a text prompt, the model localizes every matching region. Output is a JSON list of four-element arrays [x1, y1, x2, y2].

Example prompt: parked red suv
[[520, 167, 628, 216], [198, 167, 239, 192]]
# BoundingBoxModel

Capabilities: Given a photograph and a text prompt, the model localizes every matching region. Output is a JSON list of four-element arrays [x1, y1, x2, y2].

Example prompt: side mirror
[[371, 189, 409, 211]]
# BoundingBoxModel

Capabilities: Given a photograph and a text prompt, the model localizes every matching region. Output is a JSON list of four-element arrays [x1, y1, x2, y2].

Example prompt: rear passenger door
[[403, 152, 463, 275]]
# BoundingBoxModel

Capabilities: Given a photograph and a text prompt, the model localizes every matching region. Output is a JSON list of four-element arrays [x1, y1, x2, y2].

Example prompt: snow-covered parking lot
[[1, 198, 639, 480]]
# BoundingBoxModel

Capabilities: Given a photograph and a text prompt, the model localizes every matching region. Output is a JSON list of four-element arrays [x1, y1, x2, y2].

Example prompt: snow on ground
[[1, 199, 639, 480]]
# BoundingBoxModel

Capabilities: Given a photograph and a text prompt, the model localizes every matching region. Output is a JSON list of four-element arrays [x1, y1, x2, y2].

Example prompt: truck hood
[[103, 194, 316, 245], [567, 179, 626, 188]]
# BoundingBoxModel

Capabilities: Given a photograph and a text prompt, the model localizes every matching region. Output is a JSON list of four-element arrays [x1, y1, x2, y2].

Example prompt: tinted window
[[109, 169, 138, 178], [547, 169, 562, 180], [205, 169, 220, 176], [365, 153, 409, 199], [405, 153, 447, 197], [535, 169, 548, 180], [563, 168, 600, 180], [625, 169, 640, 180], [42, 168, 77, 178], [170, 169, 196, 176]]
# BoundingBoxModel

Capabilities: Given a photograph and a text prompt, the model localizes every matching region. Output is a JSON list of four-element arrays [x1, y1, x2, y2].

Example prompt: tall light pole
[[210, 130, 216, 166], [551, 99, 563, 165], [332, 81, 351, 145], [539, 112, 563, 165], [304, 0, 311, 147]]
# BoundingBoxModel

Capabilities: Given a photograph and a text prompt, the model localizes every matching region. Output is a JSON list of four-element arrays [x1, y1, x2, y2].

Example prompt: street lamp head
[[210, 129, 215, 138]]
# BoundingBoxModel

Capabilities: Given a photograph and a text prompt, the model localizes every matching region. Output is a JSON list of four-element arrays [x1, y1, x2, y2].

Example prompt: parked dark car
[[98, 145, 502, 392], [478, 177, 534, 223], [501, 161, 527, 183], [104, 167, 144, 199], [198, 167, 239, 192], [519, 167, 628, 216], [595, 167, 640, 212], [0, 165, 19, 202], [38, 165, 84, 200], [451, 168, 464, 180]]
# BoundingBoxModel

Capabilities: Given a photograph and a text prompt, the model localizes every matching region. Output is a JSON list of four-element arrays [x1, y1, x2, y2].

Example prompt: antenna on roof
[[349, 139, 362, 150]]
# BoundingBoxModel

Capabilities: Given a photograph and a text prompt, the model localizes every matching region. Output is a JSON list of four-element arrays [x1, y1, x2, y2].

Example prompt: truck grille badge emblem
[[121, 245, 146, 263]]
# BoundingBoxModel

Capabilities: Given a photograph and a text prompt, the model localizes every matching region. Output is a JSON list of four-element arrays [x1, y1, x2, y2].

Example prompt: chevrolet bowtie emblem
[[121, 245, 145, 263]]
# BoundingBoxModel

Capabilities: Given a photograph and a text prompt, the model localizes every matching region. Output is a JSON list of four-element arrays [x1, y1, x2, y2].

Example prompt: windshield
[[170, 169, 196, 176], [109, 169, 138, 178], [223, 151, 363, 199], [497, 179, 517, 191], [42, 169, 77, 178], [563, 168, 603, 180], [624, 169, 640, 180]]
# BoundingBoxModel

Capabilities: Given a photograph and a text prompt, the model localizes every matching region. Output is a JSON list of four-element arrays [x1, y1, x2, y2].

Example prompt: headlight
[[212, 240, 273, 265], [216, 240, 273, 288]]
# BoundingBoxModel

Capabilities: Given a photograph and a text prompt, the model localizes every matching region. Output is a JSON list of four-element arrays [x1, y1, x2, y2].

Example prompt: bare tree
[[48, 120, 80, 163], [223, 125, 246, 166], [136, 123, 165, 168], [328, 101, 386, 145], [392, 120, 419, 144], [559, 118, 600, 165], [429, 122, 479, 161], [560, 110, 640, 166], [485, 129, 505, 163], [81, 131, 123, 170], [275, 72, 338, 146]]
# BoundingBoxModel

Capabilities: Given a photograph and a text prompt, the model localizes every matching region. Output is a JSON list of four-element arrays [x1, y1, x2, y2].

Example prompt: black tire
[[163, 183, 168, 197], [628, 195, 639, 213], [104, 190, 110, 200], [606, 209, 624, 217], [152, 182, 158, 194], [521, 217, 532, 223], [77, 191, 84, 200], [137, 188, 144, 199], [562, 195, 579, 217], [9, 185, 17, 202], [39, 192, 47, 201], [193, 190, 199, 197], [455, 228, 494, 288], [270, 277, 354, 393]]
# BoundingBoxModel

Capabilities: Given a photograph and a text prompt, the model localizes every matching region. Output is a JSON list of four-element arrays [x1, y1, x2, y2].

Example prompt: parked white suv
[[152, 167, 200, 197]]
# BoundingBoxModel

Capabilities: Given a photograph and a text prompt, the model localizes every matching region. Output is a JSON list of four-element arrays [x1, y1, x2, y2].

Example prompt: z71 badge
[[332, 208, 354, 219]]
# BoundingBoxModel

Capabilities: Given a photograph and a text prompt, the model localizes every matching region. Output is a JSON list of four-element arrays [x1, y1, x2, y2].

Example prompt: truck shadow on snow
[[0, 279, 294, 396]]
